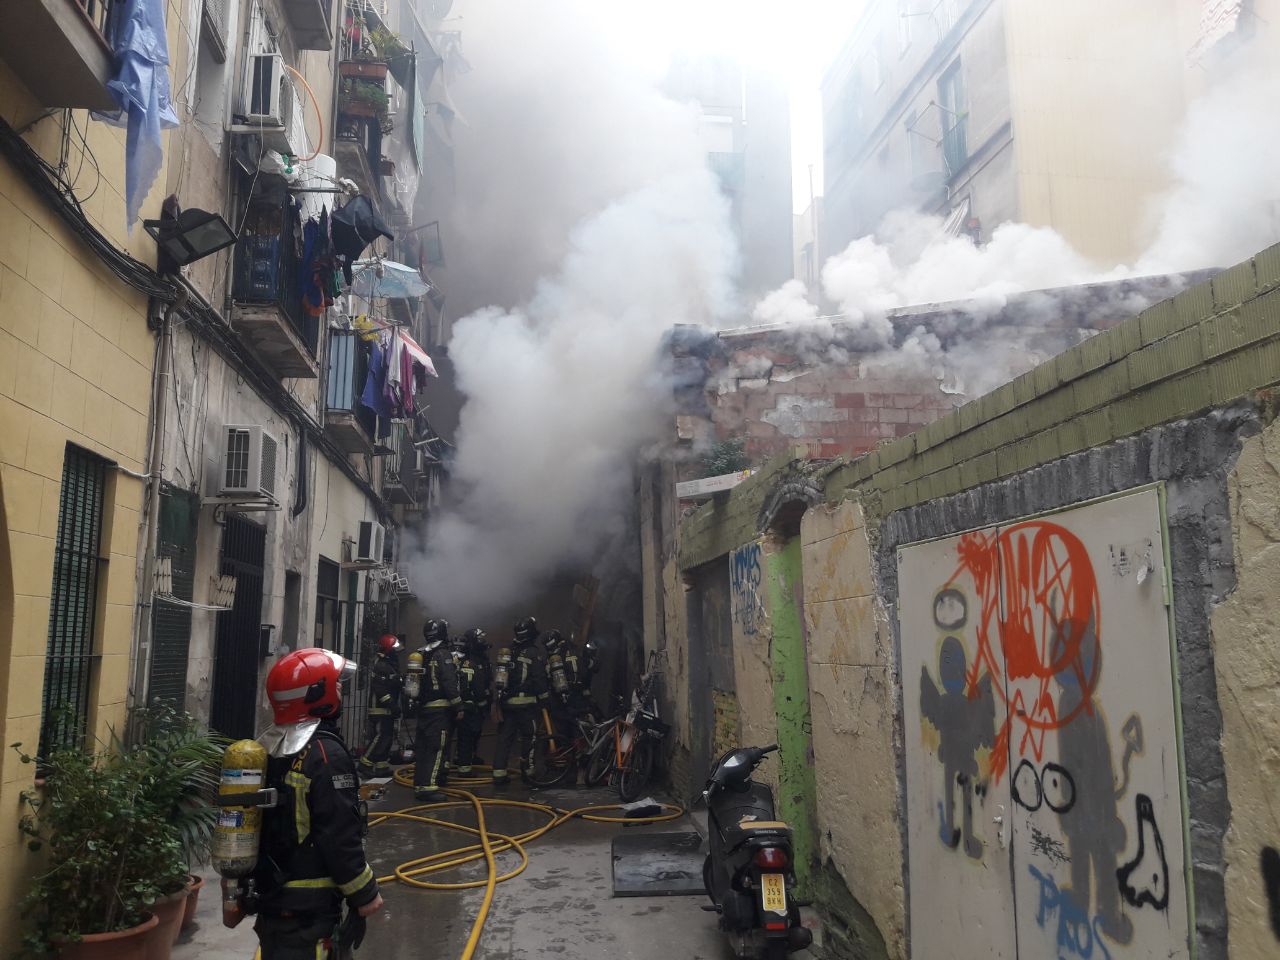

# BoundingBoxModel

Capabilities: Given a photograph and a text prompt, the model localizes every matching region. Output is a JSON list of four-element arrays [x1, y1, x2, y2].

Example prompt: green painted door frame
[[765, 535, 819, 893]]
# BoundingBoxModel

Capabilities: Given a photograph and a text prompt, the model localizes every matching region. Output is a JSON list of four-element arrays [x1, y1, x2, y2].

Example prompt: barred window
[[39, 445, 111, 757]]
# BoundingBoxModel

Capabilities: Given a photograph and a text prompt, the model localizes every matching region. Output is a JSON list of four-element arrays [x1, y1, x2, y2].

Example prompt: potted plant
[[370, 25, 410, 61], [339, 80, 391, 122], [127, 705, 226, 944], [14, 707, 224, 959], [14, 742, 184, 958]]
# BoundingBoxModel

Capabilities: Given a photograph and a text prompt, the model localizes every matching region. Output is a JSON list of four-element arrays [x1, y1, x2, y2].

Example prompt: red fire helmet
[[266, 648, 356, 726], [378, 634, 402, 655]]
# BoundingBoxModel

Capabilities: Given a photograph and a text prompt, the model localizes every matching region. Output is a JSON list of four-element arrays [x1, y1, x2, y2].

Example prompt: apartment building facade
[[0, 0, 458, 940], [820, 0, 1192, 269]]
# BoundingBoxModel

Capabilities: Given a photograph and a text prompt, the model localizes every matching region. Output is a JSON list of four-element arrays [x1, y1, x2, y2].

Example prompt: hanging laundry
[[332, 196, 394, 284], [360, 339, 395, 428], [384, 331, 406, 416]]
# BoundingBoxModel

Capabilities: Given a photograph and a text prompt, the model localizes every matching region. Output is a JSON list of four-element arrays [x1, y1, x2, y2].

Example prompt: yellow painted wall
[[800, 500, 905, 958], [0, 20, 171, 942], [1004, 0, 1187, 267], [1211, 416, 1280, 960]]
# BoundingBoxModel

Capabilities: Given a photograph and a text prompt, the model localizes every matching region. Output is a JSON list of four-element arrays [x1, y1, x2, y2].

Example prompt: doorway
[[211, 515, 266, 738]]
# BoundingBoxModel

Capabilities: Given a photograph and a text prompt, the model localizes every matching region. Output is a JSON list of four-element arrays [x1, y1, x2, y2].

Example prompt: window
[[39, 445, 111, 757], [316, 557, 341, 651], [938, 60, 968, 176]]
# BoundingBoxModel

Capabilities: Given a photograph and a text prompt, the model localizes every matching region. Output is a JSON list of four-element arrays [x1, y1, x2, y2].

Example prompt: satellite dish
[[426, 0, 454, 18]]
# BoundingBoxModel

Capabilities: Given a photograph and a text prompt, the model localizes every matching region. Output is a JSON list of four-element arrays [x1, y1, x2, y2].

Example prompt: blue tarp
[[92, 0, 179, 230]]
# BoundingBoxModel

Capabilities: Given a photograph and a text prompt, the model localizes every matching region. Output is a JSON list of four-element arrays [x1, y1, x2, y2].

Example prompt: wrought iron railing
[[69, 0, 114, 50], [231, 199, 320, 356]]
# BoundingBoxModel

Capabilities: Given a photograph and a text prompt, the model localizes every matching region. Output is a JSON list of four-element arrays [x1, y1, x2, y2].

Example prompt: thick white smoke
[[754, 49, 1280, 398], [408, 173, 735, 617]]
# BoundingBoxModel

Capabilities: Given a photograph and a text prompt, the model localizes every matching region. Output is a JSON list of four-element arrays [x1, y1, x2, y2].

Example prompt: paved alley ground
[[176, 780, 785, 960]]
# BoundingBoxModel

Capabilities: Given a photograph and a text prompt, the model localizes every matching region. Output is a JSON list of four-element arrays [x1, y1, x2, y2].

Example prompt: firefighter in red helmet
[[359, 634, 402, 780], [254, 648, 384, 959]]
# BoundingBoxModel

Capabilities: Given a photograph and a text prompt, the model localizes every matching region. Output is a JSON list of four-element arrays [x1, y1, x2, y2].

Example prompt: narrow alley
[[180, 782, 760, 960]]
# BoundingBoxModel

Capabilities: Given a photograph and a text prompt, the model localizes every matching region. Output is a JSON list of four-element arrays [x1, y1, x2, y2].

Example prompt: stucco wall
[[800, 500, 904, 957], [1212, 415, 1280, 959]]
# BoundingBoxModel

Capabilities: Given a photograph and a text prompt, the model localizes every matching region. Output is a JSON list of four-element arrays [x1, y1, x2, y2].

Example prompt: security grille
[[202, 0, 229, 62], [260, 432, 278, 497], [150, 486, 199, 707], [39, 445, 110, 758]]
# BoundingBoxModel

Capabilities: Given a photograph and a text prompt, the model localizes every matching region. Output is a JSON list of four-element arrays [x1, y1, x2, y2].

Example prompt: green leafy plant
[[13, 706, 225, 955], [340, 79, 391, 119], [701, 437, 750, 477], [370, 26, 410, 60]]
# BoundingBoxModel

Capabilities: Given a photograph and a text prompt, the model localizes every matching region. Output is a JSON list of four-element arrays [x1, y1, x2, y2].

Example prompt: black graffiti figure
[[920, 634, 994, 860], [1117, 793, 1170, 911], [1262, 846, 1280, 942], [1054, 621, 1134, 945]]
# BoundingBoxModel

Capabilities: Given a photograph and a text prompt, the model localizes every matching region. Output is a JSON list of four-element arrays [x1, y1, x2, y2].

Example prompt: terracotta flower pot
[[339, 100, 379, 119], [180, 875, 204, 932], [56, 913, 158, 960], [340, 60, 388, 80], [146, 888, 187, 958]]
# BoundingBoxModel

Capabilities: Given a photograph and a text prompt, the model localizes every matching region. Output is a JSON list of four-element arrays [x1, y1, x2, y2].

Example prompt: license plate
[[761, 873, 787, 914]]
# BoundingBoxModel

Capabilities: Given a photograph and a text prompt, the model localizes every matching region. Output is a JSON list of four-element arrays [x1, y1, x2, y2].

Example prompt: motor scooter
[[701, 744, 813, 959]]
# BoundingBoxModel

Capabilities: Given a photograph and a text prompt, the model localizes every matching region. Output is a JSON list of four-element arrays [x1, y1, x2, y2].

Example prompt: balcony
[[334, 79, 388, 206], [230, 201, 320, 379], [324, 331, 377, 454], [0, 0, 116, 109], [282, 0, 334, 51]]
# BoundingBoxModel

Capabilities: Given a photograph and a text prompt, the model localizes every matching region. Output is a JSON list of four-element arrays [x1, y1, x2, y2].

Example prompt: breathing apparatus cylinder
[[548, 652, 570, 695], [211, 739, 268, 879], [494, 648, 512, 694], [404, 649, 424, 700]]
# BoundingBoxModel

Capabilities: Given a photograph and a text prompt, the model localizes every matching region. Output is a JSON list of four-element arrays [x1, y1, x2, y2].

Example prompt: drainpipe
[[130, 288, 187, 712]]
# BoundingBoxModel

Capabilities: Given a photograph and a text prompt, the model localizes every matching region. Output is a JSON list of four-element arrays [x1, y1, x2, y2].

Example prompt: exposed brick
[[891, 393, 925, 410], [880, 408, 910, 424], [833, 393, 866, 409], [894, 422, 915, 438]]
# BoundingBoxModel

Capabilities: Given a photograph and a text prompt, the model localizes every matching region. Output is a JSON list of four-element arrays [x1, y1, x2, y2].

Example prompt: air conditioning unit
[[219, 425, 279, 499], [356, 520, 385, 564], [245, 53, 286, 126]]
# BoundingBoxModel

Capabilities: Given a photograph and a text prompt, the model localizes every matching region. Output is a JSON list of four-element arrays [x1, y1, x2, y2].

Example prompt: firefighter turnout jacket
[[368, 653, 402, 717], [458, 654, 492, 709], [502, 642, 549, 707], [416, 645, 461, 712], [254, 724, 379, 917]]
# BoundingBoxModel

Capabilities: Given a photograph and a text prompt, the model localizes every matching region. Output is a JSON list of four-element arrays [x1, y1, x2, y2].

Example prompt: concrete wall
[[658, 244, 1280, 958]]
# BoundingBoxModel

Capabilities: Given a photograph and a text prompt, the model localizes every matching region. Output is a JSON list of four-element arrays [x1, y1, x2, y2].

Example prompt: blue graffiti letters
[[1027, 864, 1114, 960], [730, 543, 764, 636]]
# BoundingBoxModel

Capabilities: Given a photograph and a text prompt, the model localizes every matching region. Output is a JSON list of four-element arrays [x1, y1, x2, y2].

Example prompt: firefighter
[[453, 628, 493, 774], [412, 618, 461, 801], [546, 630, 600, 722], [254, 648, 383, 959], [492, 616, 549, 787], [358, 634, 402, 780]]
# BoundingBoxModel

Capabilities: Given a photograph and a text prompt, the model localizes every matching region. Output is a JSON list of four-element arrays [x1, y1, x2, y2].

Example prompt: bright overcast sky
[[593, 0, 869, 213]]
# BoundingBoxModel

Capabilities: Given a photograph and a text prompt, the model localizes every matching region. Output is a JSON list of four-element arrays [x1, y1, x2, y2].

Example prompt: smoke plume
[[407, 0, 738, 618]]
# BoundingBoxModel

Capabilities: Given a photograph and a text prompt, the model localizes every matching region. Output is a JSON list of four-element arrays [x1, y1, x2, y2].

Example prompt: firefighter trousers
[[359, 714, 395, 774], [492, 703, 540, 780], [453, 707, 486, 771], [255, 912, 347, 960], [413, 709, 454, 792]]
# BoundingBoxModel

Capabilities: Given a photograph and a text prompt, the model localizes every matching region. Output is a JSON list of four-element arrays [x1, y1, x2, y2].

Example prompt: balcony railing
[[381, 422, 416, 505], [0, 0, 116, 108], [325, 331, 378, 453], [70, 0, 113, 49], [230, 200, 321, 378]]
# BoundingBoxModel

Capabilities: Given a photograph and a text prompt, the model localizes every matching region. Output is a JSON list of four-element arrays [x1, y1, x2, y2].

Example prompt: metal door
[[150, 486, 198, 707], [900, 528, 1018, 960], [1004, 489, 1188, 960], [211, 515, 266, 739], [898, 488, 1190, 960]]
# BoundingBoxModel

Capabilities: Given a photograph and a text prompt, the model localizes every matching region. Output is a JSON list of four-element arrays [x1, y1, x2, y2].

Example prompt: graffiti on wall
[[901, 490, 1188, 960], [731, 542, 765, 636]]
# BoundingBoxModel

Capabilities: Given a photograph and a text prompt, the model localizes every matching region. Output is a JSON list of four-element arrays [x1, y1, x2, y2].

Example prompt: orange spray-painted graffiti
[[949, 521, 1102, 783]]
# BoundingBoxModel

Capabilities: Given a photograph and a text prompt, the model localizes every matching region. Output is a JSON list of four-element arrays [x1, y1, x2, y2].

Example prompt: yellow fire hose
[[364, 765, 685, 960]]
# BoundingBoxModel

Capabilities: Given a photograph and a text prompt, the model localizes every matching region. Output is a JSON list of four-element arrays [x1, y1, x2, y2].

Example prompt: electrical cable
[[283, 63, 325, 162]]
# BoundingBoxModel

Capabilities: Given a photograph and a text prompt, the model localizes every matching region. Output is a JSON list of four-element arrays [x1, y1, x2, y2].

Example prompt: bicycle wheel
[[586, 733, 616, 786], [617, 737, 654, 802], [527, 734, 577, 788]]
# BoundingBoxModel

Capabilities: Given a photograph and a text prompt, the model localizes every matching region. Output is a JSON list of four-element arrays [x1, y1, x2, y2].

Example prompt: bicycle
[[528, 708, 619, 788], [613, 650, 670, 802]]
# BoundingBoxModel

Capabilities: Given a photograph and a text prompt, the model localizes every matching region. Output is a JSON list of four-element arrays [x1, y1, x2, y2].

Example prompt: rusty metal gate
[[315, 595, 396, 748], [211, 515, 266, 739]]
